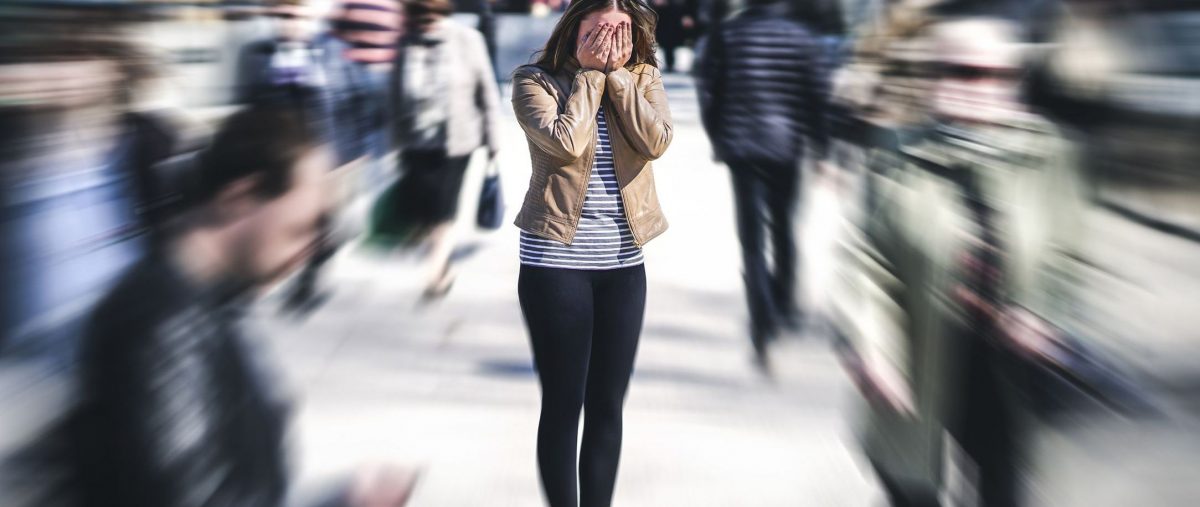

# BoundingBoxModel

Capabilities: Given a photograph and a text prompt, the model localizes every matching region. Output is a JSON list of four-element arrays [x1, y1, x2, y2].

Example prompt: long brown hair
[[533, 0, 659, 73]]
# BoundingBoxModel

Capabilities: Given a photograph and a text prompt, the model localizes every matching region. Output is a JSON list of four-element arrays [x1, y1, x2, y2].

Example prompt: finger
[[599, 28, 612, 53], [597, 24, 614, 50], [589, 24, 607, 50]]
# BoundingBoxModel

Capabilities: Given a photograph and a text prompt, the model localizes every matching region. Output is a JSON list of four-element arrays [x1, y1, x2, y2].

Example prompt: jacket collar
[[560, 59, 581, 76]]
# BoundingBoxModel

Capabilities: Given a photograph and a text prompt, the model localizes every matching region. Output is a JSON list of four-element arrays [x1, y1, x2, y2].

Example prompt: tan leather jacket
[[511, 62, 673, 247]]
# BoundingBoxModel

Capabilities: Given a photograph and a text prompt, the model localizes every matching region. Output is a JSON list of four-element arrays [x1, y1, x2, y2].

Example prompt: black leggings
[[518, 264, 647, 507]]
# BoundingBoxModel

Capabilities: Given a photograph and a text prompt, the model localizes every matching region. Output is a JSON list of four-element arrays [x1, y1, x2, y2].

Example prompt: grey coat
[[391, 19, 501, 158]]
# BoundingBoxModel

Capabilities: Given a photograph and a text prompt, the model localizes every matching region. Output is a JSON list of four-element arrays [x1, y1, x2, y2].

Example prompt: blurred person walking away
[[12, 106, 417, 507], [236, 0, 399, 314], [830, 14, 1086, 507], [695, 0, 830, 372], [1013, 1, 1200, 504], [391, 0, 501, 302], [511, 0, 673, 504], [652, 0, 687, 73]]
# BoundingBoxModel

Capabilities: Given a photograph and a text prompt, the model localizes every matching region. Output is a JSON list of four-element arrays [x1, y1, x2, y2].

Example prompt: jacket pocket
[[626, 166, 662, 221]]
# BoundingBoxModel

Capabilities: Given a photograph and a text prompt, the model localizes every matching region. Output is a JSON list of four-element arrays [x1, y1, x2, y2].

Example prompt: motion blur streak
[[2, 0, 1198, 506]]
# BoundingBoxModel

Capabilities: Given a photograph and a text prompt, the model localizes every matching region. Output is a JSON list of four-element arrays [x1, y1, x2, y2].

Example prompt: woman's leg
[[519, 265, 596, 507], [579, 265, 647, 507]]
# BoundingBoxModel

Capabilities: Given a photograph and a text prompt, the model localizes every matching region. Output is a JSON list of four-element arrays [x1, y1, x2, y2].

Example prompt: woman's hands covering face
[[577, 21, 632, 72], [576, 23, 614, 71], [606, 21, 632, 72]]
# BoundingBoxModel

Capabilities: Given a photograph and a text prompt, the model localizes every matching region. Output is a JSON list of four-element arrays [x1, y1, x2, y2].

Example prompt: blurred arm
[[470, 30, 502, 156], [695, 26, 724, 148], [604, 66, 674, 160], [803, 35, 832, 161], [511, 67, 606, 162]]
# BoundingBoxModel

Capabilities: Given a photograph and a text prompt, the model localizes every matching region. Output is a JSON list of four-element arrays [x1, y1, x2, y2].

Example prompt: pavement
[[257, 71, 885, 506]]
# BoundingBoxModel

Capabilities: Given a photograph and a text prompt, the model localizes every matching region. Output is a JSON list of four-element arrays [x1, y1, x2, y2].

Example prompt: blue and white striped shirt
[[519, 109, 644, 270]]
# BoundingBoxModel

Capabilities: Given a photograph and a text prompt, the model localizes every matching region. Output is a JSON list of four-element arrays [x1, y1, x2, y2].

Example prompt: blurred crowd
[[0, 0, 1198, 506], [762, 1, 1199, 505], [705, 0, 1200, 505]]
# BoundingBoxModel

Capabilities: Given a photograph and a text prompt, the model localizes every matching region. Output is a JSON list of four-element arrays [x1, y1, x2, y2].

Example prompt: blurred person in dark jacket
[[53, 106, 416, 507], [391, 0, 501, 301], [695, 0, 830, 370], [236, 0, 396, 314]]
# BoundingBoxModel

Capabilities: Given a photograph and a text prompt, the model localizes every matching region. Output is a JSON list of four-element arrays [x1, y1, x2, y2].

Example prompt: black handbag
[[476, 160, 504, 230]]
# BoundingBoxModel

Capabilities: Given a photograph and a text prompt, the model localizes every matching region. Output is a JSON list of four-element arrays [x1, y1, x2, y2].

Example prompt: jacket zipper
[[568, 109, 597, 246], [605, 103, 643, 247]]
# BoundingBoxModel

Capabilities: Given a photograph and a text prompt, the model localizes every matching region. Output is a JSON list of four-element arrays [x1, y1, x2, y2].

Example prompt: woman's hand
[[606, 22, 632, 72], [576, 23, 614, 71]]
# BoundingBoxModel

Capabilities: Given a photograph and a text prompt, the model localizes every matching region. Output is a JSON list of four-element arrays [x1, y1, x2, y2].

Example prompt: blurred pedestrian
[[695, 0, 830, 370], [58, 106, 416, 507], [1015, 1, 1200, 504], [0, 4, 190, 360], [831, 16, 1085, 507], [651, 0, 687, 73], [391, 0, 501, 301], [511, 0, 672, 503], [236, 0, 398, 314]]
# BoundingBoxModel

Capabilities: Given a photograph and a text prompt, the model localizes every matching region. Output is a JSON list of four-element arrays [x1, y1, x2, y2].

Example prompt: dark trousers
[[518, 264, 647, 507], [951, 339, 1022, 507], [873, 462, 941, 507], [728, 159, 801, 344]]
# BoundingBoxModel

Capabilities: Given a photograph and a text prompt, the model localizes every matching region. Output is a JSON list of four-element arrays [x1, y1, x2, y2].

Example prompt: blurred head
[[930, 17, 1027, 123], [0, 10, 154, 113], [534, 0, 659, 73], [267, 0, 319, 42], [332, 0, 403, 63], [194, 106, 332, 287], [404, 0, 452, 34]]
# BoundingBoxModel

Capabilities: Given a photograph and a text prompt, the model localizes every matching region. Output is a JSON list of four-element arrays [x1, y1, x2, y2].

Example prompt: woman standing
[[392, 0, 501, 300], [511, 1, 673, 505]]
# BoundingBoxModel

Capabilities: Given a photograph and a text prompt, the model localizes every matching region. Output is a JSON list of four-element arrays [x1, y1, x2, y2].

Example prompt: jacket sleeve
[[604, 66, 674, 160], [511, 66, 606, 162], [803, 36, 832, 161], [86, 319, 235, 507], [695, 28, 725, 149]]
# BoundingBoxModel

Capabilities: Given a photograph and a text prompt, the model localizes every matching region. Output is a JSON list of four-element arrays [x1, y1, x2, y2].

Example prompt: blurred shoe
[[751, 331, 774, 377], [778, 310, 806, 334], [418, 276, 456, 305], [281, 278, 331, 317]]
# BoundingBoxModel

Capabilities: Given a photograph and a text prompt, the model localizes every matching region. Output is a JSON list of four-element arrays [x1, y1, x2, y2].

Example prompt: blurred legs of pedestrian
[[283, 157, 369, 314], [518, 265, 646, 507], [728, 159, 801, 369], [873, 463, 942, 507], [950, 340, 1021, 507], [661, 44, 679, 73], [399, 149, 471, 301], [284, 213, 338, 313]]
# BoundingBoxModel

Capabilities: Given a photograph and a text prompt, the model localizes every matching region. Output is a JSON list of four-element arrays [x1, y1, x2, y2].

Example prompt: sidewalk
[[255, 72, 883, 506]]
